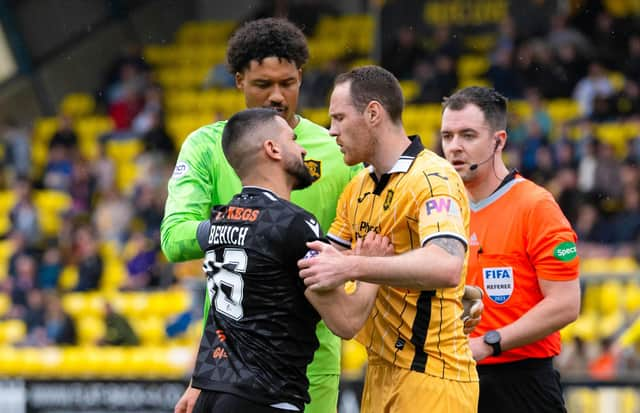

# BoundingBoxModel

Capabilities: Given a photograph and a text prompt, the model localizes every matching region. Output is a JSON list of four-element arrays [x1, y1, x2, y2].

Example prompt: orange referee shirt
[[329, 137, 477, 382], [468, 171, 579, 364]]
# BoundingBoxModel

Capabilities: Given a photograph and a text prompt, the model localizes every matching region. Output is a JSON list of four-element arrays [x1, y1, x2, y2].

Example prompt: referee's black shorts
[[193, 390, 297, 413], [477, 357, 567, 413]]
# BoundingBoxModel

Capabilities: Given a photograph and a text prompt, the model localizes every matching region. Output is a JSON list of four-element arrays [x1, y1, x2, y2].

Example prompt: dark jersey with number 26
[[191, 186, 323, 411]]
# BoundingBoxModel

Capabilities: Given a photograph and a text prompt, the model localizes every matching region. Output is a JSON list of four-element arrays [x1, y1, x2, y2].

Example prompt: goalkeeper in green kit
[[162, 18, 360, 413]]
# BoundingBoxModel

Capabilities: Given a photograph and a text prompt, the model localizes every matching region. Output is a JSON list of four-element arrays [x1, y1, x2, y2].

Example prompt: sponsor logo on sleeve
[[425, 196, 461, 217], [553, 241, 577, 262], [483, 267, 513, 304], [171, 161, 190, 179]]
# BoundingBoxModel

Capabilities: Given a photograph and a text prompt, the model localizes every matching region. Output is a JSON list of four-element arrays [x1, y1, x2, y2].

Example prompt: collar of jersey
[[469, 176, 526, 212], [242, 185, 279, 201], [367, 135, 424, 176], [366, 136, 423, 195]]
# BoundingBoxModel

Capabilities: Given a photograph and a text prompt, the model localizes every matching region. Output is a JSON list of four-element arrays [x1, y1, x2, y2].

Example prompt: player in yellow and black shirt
[[298, 66, 478, 412]]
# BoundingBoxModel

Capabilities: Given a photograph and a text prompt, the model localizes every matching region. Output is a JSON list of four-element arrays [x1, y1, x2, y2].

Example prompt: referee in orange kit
[[440, 86, 581, 412]]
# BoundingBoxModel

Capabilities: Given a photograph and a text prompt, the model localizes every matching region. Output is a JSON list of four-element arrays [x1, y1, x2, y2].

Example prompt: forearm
[[349, 244, 462, 290], [160, 218, 205, 262], [498, 293, 579, 352], [305, 282, 379, 339]]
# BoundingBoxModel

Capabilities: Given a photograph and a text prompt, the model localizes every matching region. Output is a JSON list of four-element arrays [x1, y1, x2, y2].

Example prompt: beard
[[287, 156, 315, 190]]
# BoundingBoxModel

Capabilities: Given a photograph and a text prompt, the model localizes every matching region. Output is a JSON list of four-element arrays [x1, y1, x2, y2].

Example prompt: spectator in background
[[1, 118, 31, 180], [101, 43, 150, 105], [92, 142, 116, 198], [546, 13, 592, 59], [49, 115, 78, 156], [613, 80, 640, 121], [69, 157, 96, 214], [141, 111, 175, 159], [520, 119, 549, 178], [577, 133, 599, 193], [44, 293, 76, 345], [43, 144, 73, 192], [549, 167, 581, 227], [556, 44, 588, 97], [8, 254, 38, 317], [573, 62, 614, 117], [100, 302, 139, 346], [624, 35, 640, 82], [38, 245, 62, 290], [427, 25, 460, 60], [23, 288, 46, 337], [588, 11, 625, 70], [123, 231, 157, 290], [132, 183, 164, 235], [593, 142, 623, 201], [381, 26, 426, 80], [9, 178, 41, 248], [131, 84, 164, 136], [613, 185, 640, 245], [73, 226, 103, 292], [486, 47, 522, 99], [93, 186, 133, 247]]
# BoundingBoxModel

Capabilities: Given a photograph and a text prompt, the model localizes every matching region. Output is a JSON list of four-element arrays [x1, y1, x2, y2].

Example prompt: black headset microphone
[[469, 138, 500, 171]]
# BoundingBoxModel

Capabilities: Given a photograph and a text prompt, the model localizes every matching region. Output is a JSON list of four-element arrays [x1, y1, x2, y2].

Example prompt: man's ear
[[264, 139, 282, 161], [235, 72, 245, 91], [365, 101, 382, 126]]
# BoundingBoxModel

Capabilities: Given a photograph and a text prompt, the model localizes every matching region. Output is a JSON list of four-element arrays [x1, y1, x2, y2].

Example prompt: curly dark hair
[[226, 18, 309, 74]]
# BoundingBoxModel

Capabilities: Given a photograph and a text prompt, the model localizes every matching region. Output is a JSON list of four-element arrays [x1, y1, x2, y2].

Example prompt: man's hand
[[174, 385, 200, 413], [462, 285, 483, 335], [355, 232, 394, 257], [298, 241, 355, 292], [469, 336, 493, 361]]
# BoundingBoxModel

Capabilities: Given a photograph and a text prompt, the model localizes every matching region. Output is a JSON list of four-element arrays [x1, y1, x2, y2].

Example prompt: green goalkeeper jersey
[[161, 116, 361, 376]]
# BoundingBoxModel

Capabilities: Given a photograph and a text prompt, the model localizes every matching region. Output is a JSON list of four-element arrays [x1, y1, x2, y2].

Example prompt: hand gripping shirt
[[467, 172, 580, 364], [161, 116, 361, 376], [328, 137, 478, 382]]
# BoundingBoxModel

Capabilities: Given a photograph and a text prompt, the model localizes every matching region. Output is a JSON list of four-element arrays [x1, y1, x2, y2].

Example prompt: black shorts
[[477, 357, 566, 413], [193, 390, 298, 413]]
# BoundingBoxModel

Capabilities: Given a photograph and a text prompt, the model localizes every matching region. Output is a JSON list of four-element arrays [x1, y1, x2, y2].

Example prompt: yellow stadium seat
[[599, 309, 624, 338], [610, 256, 638, 274], [133, 316, 166, 345], [566, 387, 597, 413], [0, 190, 16, 211], [546, 99, 581, 124], [106, 139, 143, 163], [457, 55, 490, 79], [0, 293, 11, 317], [624, 281, 640, 314], [600, 280, 624, 315], [580, 257, 610, 274], [341, 339, 368, 380], [58, 265, 79, 291], [77, 315, 106, 346], [101, 258, 128, 291], [399, 80, 419, 102], [0, 346, 21, 376], [60, 93, 96, 118], [37, 347, 64, 378], [571, 312, 599, 342], [457, 77, 491, 89], [301, 108, 330, 127], [0, 319, 27, 345], [32, 117, 59, 144]]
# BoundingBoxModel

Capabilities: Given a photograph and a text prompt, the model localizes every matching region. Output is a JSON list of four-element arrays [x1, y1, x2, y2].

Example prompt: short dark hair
[[222, 108, 279, 176], [334, 65, 404, 123], [227, 18, 309, 74], [442, 87, 508, 132]]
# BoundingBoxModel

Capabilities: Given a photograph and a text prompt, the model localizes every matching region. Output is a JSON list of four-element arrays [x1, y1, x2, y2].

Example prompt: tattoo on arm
[[429, 237, 465, 258]]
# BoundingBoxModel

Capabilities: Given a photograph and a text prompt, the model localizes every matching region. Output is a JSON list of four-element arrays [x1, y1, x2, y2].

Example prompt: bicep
[[539, 278, 581, 310], [425, 236, 466, 258]]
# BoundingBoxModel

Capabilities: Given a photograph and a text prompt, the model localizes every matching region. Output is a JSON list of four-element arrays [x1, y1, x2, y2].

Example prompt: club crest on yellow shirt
[[383, 189, 394, 210], [304, 160, 322, 180]]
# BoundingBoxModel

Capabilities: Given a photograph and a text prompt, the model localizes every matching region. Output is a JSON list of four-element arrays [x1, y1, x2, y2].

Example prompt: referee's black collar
[[368, 135, 424, 194]]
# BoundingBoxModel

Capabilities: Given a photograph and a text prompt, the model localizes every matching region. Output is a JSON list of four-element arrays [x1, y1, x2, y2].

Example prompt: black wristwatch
[[483, 330, 502, 357]]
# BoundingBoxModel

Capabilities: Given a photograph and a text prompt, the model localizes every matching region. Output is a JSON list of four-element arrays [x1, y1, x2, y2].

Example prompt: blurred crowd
[[0, 0, 639, 381]]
